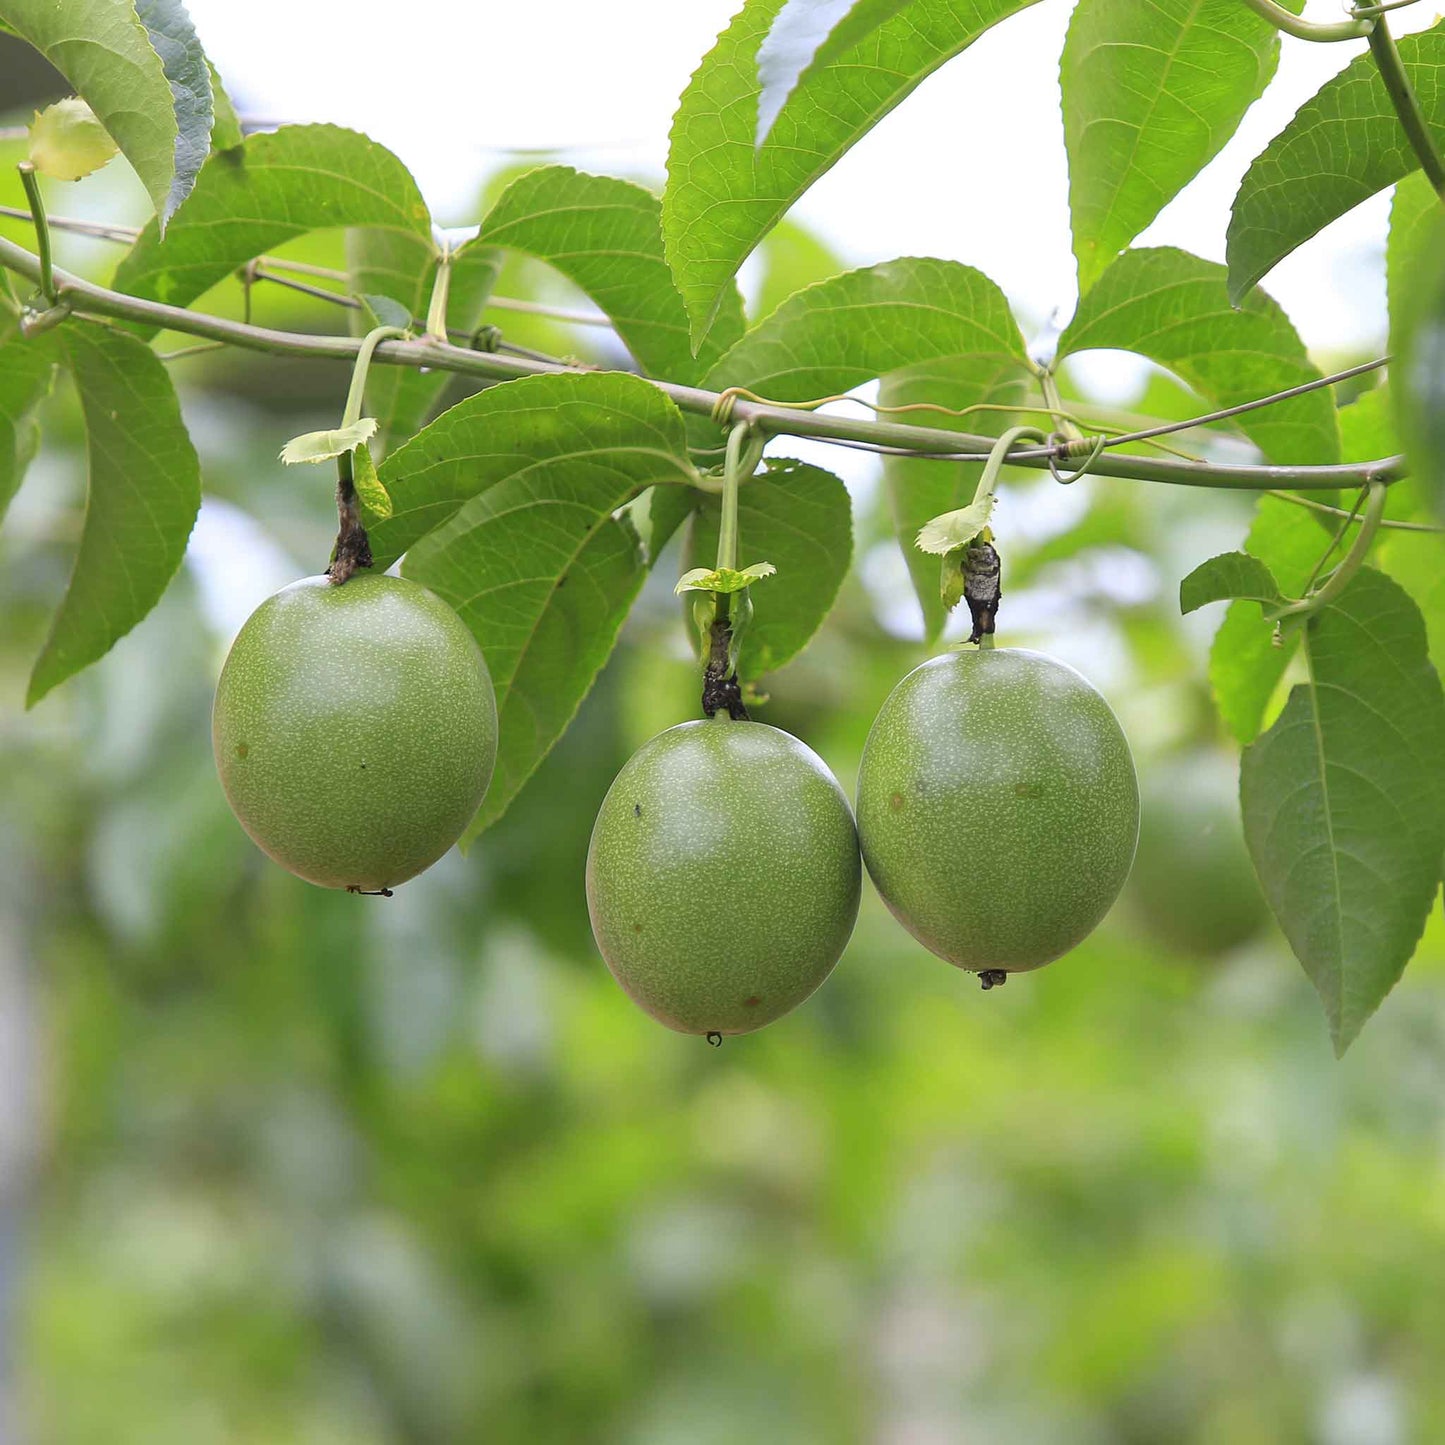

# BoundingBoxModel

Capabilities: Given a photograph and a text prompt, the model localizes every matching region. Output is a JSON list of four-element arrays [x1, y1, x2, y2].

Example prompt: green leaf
[[675, 562, 778, 594], [207, 61, 242, 151], [1209, 497, 1327, 745], [663, 0, 1040, 345], [113, 124, 434, 330], [915, 495, 994, 555], [755, 0, 911, 144], [278, 417, 376, 464], [0, 324, 56, 522], [0, 0, 181, 225], [683, 458, 852, 677], [880, 353, 1029, 640], [1240, 567, 1445, 1053], [133, 0, 214, 221], [472, 165, 744, 382], [391, 372, 694, 835], [30, 324, 201, 706], [1227, 21, 1445, 303], [705, 256, 1029, 400], [1059, 247, 1340, 465], [351, 441, 391, 519], [347, 231, 502, 452], [1179, 552, 1285, 614], [1060, 0, 1288, 293], [28, 98, 119, 180], [1386, 171, 1440, 357]]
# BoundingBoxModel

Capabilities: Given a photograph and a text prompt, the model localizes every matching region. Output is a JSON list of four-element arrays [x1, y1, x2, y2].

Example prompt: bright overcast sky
[[179, 0, 1438, 366]]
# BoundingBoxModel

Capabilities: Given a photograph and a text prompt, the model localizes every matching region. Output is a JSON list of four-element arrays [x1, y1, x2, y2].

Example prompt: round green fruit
[[1126, 750, 1268, 958], [213, 574, 497, 891], [586, 719, 861, 1035], [855, 648, 1138, 975]]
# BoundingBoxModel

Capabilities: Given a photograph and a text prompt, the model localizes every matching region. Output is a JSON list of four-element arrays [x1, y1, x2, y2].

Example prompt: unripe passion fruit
[[856, 648, 1138, 975], [213, 575, 497, 891], [586, 719, 861, 1035]]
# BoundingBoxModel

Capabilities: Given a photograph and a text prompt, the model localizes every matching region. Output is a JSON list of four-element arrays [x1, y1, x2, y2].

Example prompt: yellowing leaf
[[28, 98, 119, 180]]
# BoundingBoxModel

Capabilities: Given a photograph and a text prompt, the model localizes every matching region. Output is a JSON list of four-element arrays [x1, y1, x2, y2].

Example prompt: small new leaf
[[359, 293, 414, 330], [28, 98, 118, 180], [1180, 552, 1286, 615], [352, 442, 391, 519], [916, 495, 995, 555], [675, 562, 778, 595], [279, 418, 378, 465]]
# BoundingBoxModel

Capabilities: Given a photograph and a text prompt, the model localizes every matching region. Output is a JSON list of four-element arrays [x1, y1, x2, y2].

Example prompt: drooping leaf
[[663, 0, 1040, 345], [1179, 552, 1285, 614], [0, 0, 181, 225], [389, 372, 695, 835], [471, 165, 744, 381], [1227, 21, 1445, 303], [1240, 567, 1445, 1053], [133, 0, 214, 222], [347, 231, 502, 452], [915, 495, 995, 554], [704, 256, 1030, 400], [0, 324, 56, 522], [1058, 247, 1340, 465], [113, 125, 434, 329], [278, 417, 376, 464], [683, 458, 852, 677], [1060, 0, 1289, 293], [28, 98, 119, 180], [1209, 497, 1328, 745], [30, 324, 201, 706], [754, 0, 911, 144], [350, 442, 391, 519]]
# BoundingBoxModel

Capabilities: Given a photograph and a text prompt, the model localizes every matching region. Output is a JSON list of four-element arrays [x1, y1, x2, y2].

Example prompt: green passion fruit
[[1126, 750, 1268, 958], [586, 719, 861, 1035], [855, 648, 1138, 977], [213, 574, 497, 891]]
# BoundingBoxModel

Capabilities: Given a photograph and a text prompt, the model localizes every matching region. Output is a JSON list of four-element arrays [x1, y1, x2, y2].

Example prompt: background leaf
[[113, 124, 434, 328], [663, 0, 1039, 344], [1386, 171, 1440, 357], [1058, 247, 1340, 465], [472, 165, 744, 382], [1060, 0, 1288, 292], [0, 325, 55, 523], [207, 60, 242, 151], [133, 0, 214, 222], [1240, 567, 1445, 1053], [388, 372, 695, 835], [684, 457, 852, 678], [1227, 21, 1445, 302], [0, 0, 181, 225], [29, 323, 201, 706], [1179, 551, 1284, 613]]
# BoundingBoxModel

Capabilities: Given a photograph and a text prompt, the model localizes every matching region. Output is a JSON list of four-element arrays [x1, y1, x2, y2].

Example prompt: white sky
[[180, 0, 1438, 363]]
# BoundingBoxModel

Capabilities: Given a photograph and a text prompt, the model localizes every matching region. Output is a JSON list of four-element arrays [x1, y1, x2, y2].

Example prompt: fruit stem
[[341, 324, 409, 431], [701, 421, 764, 721], [424, 243, 453, 341], [15, 164, 55, 304]]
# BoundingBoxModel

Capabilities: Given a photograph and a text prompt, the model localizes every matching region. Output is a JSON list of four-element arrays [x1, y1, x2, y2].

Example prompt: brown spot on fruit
[[889, 792, 904, 812], [235, 742, 249, 759], [1014, 782, 1043, 799], [743, 995, 761, 1008]]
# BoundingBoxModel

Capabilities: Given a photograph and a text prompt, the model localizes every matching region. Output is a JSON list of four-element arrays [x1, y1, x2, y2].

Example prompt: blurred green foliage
[[3, 99, 1445, 1445]]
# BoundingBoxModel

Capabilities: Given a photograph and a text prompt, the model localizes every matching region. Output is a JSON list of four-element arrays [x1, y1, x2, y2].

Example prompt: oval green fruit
[[586, 719, 861, 1035], [1126, 749, 1268, 958], [213, 574, 497, 891], [856, 648, 1138, 975]]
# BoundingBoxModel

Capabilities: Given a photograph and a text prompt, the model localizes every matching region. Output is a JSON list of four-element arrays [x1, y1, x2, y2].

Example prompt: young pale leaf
[[392, 372, 694, 835], [30, 324, 201, 706], [755, 0, 911, 144], [1060, 0, 1289, 293], [0, 0, 181, 226], [664, 0, 1039, 346], [0, 326, 55, 522], [1209, 498, 1332, 746], [1059, 247, 1339, 465], [28, 98, 119, 180], [471, 165, 744, 382], [1240, 567, 1445, 1054], [881, 354, 1030, 641], [915, 496, 994, 555], [683, 458, 852, 678], [1227, 22, 1445, 303], [705, 256, 1030, 401], [350, 443, 391, 521], [113, 125, 434, 331], [1180, 552, 1286, 614], [675, 562, 777, 594], [278, 418, 376, 465], [133, 0, 215, 222]]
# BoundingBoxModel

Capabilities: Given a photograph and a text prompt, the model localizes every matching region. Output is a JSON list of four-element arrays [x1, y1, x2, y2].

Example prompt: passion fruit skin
[[213, 574, 497, 891], [586, 719, 861, 1035], [856, 648, 1139, 974]]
